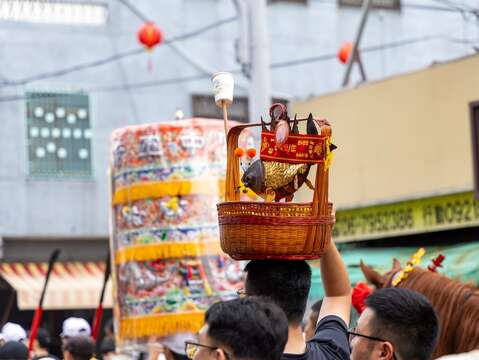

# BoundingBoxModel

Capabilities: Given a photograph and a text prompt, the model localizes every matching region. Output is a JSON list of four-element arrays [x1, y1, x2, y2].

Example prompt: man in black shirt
[[31, 328, 59, 360], [244, 240, 351, 360], [350, 288, 438, 360], [186, 297, 288, 360], [63, 336, 94, 360]]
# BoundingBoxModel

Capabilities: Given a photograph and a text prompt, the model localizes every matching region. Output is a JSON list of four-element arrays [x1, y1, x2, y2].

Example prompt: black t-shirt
[[281, 315, 350, 360]]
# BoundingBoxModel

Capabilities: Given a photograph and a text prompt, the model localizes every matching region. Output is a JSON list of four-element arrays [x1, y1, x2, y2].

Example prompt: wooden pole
[[222, 100, 229, 139]]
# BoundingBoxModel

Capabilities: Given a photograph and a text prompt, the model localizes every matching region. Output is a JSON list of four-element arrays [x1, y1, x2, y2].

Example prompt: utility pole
[[342, 0, 371, 87], [242, 0, 271, 123]]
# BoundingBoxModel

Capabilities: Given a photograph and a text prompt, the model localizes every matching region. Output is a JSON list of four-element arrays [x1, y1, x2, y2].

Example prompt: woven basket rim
[[219, 214, 335, 226], [231, 254, 323, 260], [218, 201, 333, 207]]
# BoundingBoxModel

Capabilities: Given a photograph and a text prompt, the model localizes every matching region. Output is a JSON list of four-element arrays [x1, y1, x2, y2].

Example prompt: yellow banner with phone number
[[334, 191, 479, 242]]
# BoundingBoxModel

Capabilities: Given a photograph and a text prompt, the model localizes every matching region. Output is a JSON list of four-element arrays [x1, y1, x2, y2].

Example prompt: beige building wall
[[292, 54, 479, 209]]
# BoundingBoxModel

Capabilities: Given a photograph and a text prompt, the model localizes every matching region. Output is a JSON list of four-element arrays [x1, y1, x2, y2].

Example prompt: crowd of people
[[182, 240, 473, 360], [1, 239, 477, 360], [0, 317, 115, 360]]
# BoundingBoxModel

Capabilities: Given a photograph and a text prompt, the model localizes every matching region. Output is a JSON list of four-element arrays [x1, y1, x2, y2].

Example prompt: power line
[[270, 33, 444, 68], [0, 74, 215, 103], [117, 0, 149, 22], [0, 0, 469, 91], [115, 0, 239, 81], [166, 16, 237, 43], [91, 73, 215, 92], [312, 0, 475, 13], [431, 0, 477, 13], [402, 2, 472, 13], [0, 31, 471, 103], [314, 0, 479, 20], [0, 47, 144, 88], [115, 0, 237, 44], [0, 16, 237, 90]]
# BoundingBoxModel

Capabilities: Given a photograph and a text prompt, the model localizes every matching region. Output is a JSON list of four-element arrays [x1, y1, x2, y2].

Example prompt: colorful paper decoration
[[110, 119, 251, 351]]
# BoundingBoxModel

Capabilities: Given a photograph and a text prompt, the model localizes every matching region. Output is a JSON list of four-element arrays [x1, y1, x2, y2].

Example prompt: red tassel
[[428, 254, 445, 272], [352, 282, 373, 314], [147, 56, 152, 72], [92, 304, 103, 340], [188, 265, 193, 280], [28, 307, 43, 353]]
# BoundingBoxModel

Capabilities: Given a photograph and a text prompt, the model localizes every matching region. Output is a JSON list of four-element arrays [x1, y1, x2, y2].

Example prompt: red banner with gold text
[[260, 132, 326, 164]]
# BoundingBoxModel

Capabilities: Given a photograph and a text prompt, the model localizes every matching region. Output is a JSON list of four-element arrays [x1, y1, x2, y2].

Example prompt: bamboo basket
[[217, 118, 335, 260]]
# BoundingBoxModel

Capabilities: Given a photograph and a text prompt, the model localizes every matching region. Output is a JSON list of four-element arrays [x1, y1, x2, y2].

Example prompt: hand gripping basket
[[217, 117, 335, 260]]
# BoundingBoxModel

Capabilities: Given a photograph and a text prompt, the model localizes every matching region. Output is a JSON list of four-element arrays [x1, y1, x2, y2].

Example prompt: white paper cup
[[212, 72, 234, 107]]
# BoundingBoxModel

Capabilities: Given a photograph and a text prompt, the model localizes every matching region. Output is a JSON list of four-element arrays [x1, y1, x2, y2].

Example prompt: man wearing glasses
[[185, 297, 288, 360], [243, 241, 351, 360], [349, 287, 439, 360]]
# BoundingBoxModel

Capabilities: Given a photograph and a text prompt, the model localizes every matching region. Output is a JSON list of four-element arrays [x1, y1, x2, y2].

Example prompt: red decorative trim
[[63, 263, 75, 276]]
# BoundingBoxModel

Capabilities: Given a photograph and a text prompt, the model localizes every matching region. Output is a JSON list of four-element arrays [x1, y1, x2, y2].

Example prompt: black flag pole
[[28, 249, 61, 355], [92, 252, 111, 341]]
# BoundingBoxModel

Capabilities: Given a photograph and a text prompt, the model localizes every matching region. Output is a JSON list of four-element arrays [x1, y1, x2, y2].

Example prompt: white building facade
[[0, 0, 477, 261]]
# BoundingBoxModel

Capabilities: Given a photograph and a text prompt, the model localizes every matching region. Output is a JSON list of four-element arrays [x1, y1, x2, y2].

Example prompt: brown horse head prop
[[360, 258, 479, 358], [359, 258, 401, 288]]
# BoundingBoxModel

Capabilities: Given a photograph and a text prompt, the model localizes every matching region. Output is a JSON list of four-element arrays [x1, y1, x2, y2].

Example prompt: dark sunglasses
[[348, 328, 397, 360]]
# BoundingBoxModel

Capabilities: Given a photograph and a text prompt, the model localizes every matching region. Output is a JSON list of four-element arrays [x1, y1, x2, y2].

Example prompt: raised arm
[[317, 241, 351, 325]]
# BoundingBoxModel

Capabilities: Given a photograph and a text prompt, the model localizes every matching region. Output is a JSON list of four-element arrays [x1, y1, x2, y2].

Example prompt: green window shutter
[[26, 91, 92, 177]]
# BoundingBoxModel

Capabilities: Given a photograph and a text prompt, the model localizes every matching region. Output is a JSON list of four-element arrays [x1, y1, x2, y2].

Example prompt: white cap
[[61, 317, 91, 338], [1, 322, 27, 342]]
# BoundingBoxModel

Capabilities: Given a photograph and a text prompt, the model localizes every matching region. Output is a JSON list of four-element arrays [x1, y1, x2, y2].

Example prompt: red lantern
[[138, 22, 162, 49], [337, 42, 353, 64], [138, 22, 163, 70]]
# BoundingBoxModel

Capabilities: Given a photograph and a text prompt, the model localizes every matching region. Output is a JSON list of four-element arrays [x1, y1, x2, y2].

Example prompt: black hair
[[0, 341, 28, 360], [36, 328, 51, 349], [365, 288, 439, 360], [100, 337, 115, 355], [311, 299, 323, 314], [244, 260, 311, 325], [64, 336, 95, 360], [306, 299, 323, 330], [205, 297, 288, 360], [104, 318, 114, 336]]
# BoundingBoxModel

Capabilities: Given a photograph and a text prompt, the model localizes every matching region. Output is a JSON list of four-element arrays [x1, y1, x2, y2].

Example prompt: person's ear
[[215, 348, 229, 360], [379, 341, 395, 360]]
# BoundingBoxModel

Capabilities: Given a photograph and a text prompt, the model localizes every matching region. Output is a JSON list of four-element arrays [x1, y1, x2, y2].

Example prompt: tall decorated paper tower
[[109, 119, 247, 351]]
